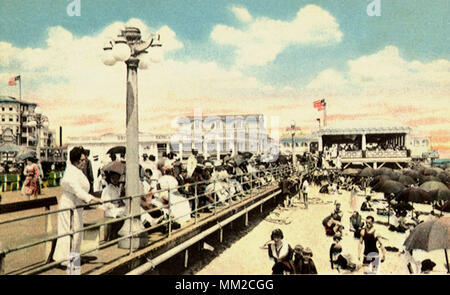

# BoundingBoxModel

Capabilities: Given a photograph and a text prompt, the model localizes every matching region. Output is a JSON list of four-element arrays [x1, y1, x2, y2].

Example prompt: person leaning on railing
[[52, 146, 103, 269]]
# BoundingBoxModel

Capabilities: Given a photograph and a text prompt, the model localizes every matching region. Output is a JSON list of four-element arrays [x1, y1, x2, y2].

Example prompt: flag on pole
[[313, 99, 326, 111], [8, 75, 20, 86]]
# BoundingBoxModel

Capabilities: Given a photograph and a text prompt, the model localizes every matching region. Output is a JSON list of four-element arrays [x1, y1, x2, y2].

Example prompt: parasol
[[103, 161, 126, 176], [403, 216, 450, 273], [359, 167, 375, 177], [106, 146, 126, 155]]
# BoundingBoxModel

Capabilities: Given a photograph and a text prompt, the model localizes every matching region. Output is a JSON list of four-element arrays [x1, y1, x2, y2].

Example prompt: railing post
[[128, 195, 132, 255], [168, 189, 172, 236], [68, 207, 74, 275], [213, 179, 217, 215], [44, 205, 54, 262], [245, 208, 248, 227], [194, 183, 198, 224], [184, 249, 189, 268], [3, 174, 6, 192], [0, 250, 4, 275]]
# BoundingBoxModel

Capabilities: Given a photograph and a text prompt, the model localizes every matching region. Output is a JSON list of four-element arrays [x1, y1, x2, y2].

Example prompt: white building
[[0, 96, 57, 159]]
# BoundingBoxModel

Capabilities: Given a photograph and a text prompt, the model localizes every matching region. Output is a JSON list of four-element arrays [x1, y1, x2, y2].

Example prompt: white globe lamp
[[149, 46, 163, 63], [113, 38, 131, 62], [138, 54, 149, 69]]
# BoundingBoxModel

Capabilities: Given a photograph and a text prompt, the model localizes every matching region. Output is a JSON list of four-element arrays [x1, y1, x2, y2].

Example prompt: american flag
[[8, 75, 20, 86], [313, 99, 325, 111]]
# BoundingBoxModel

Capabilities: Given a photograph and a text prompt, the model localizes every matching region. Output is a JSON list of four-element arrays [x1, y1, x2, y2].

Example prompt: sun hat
[[302, 247, 313, 257], [294, 245, 304, 254]]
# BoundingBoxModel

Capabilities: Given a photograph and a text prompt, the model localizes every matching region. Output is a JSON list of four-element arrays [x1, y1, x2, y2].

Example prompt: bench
[[1, 174, 21, 192], [0, 196, 58, 274]]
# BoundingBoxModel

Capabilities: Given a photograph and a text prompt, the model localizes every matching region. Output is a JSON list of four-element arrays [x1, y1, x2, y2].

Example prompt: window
[[9, 107, 13, 111], [9, 116, 13, 122], [1, 115, 4, 122], [1, 107, 4, 111], [16, 116, 19, 122]]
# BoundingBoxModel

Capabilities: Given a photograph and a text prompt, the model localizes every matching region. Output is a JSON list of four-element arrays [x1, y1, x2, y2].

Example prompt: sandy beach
[[196, 184, 449, 275]]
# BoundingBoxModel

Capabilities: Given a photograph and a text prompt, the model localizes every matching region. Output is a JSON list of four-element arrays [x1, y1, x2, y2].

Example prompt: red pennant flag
[[8, 75, 20, 86], [313, 100, 322, 108]]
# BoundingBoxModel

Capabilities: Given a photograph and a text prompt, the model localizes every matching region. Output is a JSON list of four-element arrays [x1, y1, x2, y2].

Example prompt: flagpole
[[19, 77, 21, 101], [323, 99, 327, 127]]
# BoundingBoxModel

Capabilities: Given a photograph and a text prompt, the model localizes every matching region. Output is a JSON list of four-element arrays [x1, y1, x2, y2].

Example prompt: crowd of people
[[266, 228, 317, 275], [51, 146, 289, 269], [45, 145, 446, 274], [262, 153, 448, 275]]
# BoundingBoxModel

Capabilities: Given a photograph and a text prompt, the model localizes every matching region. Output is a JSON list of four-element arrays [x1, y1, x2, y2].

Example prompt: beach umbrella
[[403, 169, 420, 179], [0, 142, 21, 153], [106, 146, 126, 155], [432, 167, 445, 175], [436, 201, 450, 213], [403, 216, 450, 273], [16, 151, 37, 161], [429, 189, 450, 202], [373, 180, 406, 194], [420, 181, 449, 192], [103, 161, 126, 175], [438, 172, 450, 183], [420, 175, 442, 185], [359, 167, 375, 177], [390, 171, 402, 181], [370, 175, 391, 187], [392, 202, 414, 212], [422, 168, 438, 176], [379, 167, 394, 176], [398, 175, 417, 186], [341, 168, 360, 176], [397, 188, 432, 204]]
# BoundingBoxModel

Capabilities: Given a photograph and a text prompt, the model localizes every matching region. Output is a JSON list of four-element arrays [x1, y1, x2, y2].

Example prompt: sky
[[0, 0, 449, 156]]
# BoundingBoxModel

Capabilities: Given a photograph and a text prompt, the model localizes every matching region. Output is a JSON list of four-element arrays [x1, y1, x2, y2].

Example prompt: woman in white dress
[[158, 168, 192, 224], [53, 147, 103, 267]]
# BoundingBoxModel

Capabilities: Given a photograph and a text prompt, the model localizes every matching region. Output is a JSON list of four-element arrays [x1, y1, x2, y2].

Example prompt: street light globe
[[34, 107, 42, 115], [101, 48, 117, 66], [138, 54, 149, 70], [28, 121, 37, 128], [149, 46, 163, 63], [113, 40, 131, 62], [42, 121, 49, 128]]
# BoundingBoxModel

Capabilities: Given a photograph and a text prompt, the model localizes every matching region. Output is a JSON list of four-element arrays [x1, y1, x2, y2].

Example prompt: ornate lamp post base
[[118, 219, 148, 250]]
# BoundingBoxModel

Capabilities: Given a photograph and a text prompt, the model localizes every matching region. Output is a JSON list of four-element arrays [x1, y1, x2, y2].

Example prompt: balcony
[[339, 150, 362, 158], [366, 149, 408, 158]]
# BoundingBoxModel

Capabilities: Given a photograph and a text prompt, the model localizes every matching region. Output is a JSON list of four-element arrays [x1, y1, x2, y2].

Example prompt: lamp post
[[290, 120, 296, 166], [27, 106, 49, 161], [102, 26, 162, 249]]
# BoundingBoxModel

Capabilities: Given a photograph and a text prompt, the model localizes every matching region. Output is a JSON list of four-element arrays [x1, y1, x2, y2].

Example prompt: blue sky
[[0, 0, 449, 155], [1, 0, 448, 87]]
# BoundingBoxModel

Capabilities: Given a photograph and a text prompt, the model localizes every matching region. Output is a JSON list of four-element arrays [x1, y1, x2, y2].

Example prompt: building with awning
[[311, 126, 413, 169]]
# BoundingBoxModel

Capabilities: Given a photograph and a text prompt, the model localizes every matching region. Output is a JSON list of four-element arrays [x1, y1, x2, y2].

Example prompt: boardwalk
[[0, 181, 282, 275]]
